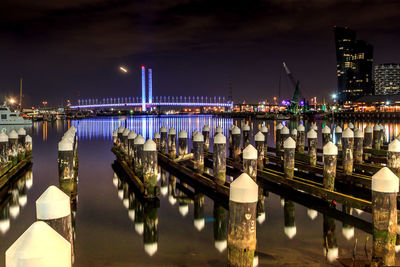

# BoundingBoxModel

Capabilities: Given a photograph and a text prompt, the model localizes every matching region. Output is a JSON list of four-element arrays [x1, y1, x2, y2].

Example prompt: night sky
[[1, 0, 399, 107]]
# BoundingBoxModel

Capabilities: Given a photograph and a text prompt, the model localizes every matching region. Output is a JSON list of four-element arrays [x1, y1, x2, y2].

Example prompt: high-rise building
[[333, 26, 373, 103], [374, 64, 400, 95]]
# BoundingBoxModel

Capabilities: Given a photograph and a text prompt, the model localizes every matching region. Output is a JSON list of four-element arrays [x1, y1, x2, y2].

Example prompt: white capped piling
[[133, 135, 145, 175], [229, 124, 235, 148], [36, 186, 73, 260], [334, 126, 342, 150], [279, 126, 289, 153], [215, 125, 223, 136], [193, 132, 204, 172], [153, 132, 160, 150], [194, 193, 205, 231], [354, 128, 364, 164], [58, 139, 74, 180], [214, 204, 227, 253], [254, 131, 265, 169], [371, 167, 398, 266], [283, 137, 296, 179], [342, 127, 354, 175], [17, 128, 26, 161], [122, 128, 130, 153], [379, 124, 385, 146], [284, 199, 296, 239], [160, 126, 168, 154], [192, 130, 198, 147], [143, 203, 158, 256], [322, 125, 331, 146], [25, 135, 32, 158], [276, 123, 283, 151], [290, 129, 298, 143], [364, 125, 373, 149], [348, 122, 355, 130], [297, 124, 305, 153], [112, 130, 118, 145], [243, 144, 258, 182], [202, 125, 210, 152], [127, 131, 137, 160], [143, 139, 159, 198], [261, 125, 269, 163], [168, 128, 177, 158], [323, 215, 338, 263], [8, 130, 18, 166], [0, 132, 9, 170], [6, 221, 71, 267], [312, 124, 318, 131], [231, 126, 241, 162], [307, 129, 317, 166], [323, 142, 338, 191], [213, 133, 226, 185], [178, 130, 188, 155], [373, 124, 381, 150], [117, 126, 124, 147], [387, 139, 400, 176], [228, 173, 258, 266], [242, 124, 250, 148]]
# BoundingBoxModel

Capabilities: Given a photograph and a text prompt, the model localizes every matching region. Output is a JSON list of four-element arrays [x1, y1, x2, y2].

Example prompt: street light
[[9, 98, 16, 104], [119, 66, 128, 73]]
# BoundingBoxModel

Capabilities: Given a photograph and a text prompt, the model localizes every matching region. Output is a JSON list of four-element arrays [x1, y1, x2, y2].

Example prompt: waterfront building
[[374, 63, 400, 95]]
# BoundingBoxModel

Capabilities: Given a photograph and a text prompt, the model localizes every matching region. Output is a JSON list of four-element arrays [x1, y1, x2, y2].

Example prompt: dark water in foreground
[[1, 115, 398, 266]]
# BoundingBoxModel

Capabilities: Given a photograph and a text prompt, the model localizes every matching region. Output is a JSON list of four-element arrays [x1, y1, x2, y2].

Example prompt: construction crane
[[282, 62, 305, 114]]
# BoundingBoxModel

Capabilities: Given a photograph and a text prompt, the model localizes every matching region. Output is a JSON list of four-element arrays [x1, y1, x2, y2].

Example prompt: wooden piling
[[373, 124, 381, 150], [58, 139, 74, 181], [243, 144, 258, 182], [261, 125, 269, 163], [229, 125, 234, 149], [322, 125, 331, 146], [242, 124, 250, 148], [133, 135, 145, 176], [8, 130, 18, 166], [290, 129, 297, 144], [231, 126, 241, 162], [334, 126, 342, 150], [193, 132, 204, 173], [283, 137, 296, 179], [254, 131, 265, 169], [127, 131, 137, 161], [307, 129, 317, 166], [213, 133, 226, 185], [17, 128, 26, 161], [0, 132, 9, 172], [297, 124, 305, 153], [202, 125, 210, 152], [178, 130, 188, 155], [364, 125, 373, 149], [387, 139, 400, 176], [354, 128, 364, 164], [284, 199, 296, 239], [168, 128, 177, 158], [371, 167, 398, 266], [160, 126, 168, 154], [122, 128, 130, 154], [215, 125, 223, 136], [227, 173, 258, 267], [280, 126, 289, 152], [276, 123, 283, 151], [112, 130, 118, 145], [143, 139, 159, 198], [323, 141, 337, 191], [379, 124, 385, 146], [25, 135, 32, 158], [117, 125, 124, 147], [153, 132, 160, 151], [342, 127, 354, 175]]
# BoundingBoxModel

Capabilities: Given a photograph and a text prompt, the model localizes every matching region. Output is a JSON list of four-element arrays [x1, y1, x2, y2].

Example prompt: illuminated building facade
[[333, 26, 373, 103], [374, 64, 400, 95]]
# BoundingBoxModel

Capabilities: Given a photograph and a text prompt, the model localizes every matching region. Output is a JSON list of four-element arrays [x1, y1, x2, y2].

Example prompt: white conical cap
[[324, 247, 339, 263], [348, 122, 354, 129], [160, 126, 167, 133], [168, 127, 176, 135], [230, 173, 258, 203], [214, 240, 227, 253], [193, 132, 204, 142], [178, 130, 188, 138], [261, 125, 268, 133], [354, 128, 363, 138], [8, 130, 18, 139], [144, 139, 157, 151], [372, 167, 399, 193], [284, 226, 297, 239], [216, 126, 223, 133], [58, 139, 73, 151], [283, 137, 296, 149], [128, 131, 137, 140], [0, 219, 10, 234], [194, 218, 205, 231], [154, 132, 160, 139], [229, 124, 235, 130], [342, 127, 354, 138], [61, 135, 73, 143], [342, 226, 354, 240], [389, 139, 400, 152], [117, 126, 124, 133], [323, 142, 338, 155], [312, 125, 318, 131], [374, 124, 380, 131], [243, 145, 257, 159], [297, 124, 305, 131], [232, 126, 240, 135], [202, 125, 210, 131], [307, 209, 318, 220], [36, 186, 71, 220], [122, 128, 130, 136], [255, 131, 265, 141], [112, 130, 118, 137], [276, 123, 283, 130], [242, 124, 250, 131], [6, 221, 71, 267], [179, 205, 189, 217], [365, 125, 373, 133], [291, 129, 297, 135], [335, 126, 342, 133], [17, 128, 26, 135], [69, 125, 76, 132], [134, 135, 145, 144], [322, 126, 331, 134], [307, 129, 317, 139], [214, 133, 226, 144], [0, 132, 9, 142], [144, 242, 158, 256], [281, 126, 289, 135], [25, 135, 32, 143]]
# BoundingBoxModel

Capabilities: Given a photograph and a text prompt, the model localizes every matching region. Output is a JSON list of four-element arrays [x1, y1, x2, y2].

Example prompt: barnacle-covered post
[[297, 124, 305, 153], [243, 145, 258, 182], [133, 135, 145, 176], [193, 132, 204, 173], [354, 128, 364, 164], [8, 130, 18, 166], [202, 125, 210, 152], [323, 141, 338, 191], [290, 129, 297, 144], [168, 127, 177, 158], [379, 124, 385, 146], [334, 126, 342, 150], [342, 127, 354, 175], [17, 128, 26, 161], [143, 139, 159, 198], [322, 125, 331, 146], [228, 124, 234, 149], [122, 128, 130, 154], [153, 132, 160, 151], [213, 133, 226, 185], [307, 129, 317, 167], [279, 126, 289, 154], [387, 139, 400, 176], [283, 137, 296, 179], [160, 126, 168, 154], [0, 132, 9, 171], [231, 126, 241, 162], [117, 125, 124, 147], [261, 125, 269, 163], [254, 131, 265, 169], [127, 131, 137, 163], [112, 130, 118, 146], [242, 124, 250, 148], [275, 123, 283, 152], [58, 139, 74, 181], [178, 130, 188, 155], [373, 124, 381, 150], [24, 135, 32, 158]]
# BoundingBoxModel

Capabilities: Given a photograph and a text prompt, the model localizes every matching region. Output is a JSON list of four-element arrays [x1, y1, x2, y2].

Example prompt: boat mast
[[19, 78, 23, 111]]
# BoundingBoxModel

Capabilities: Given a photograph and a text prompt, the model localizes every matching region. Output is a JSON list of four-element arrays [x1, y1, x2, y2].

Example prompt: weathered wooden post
[[178, 130, 188, 155], [194, 193, 205, 231], [290, 129, 297, 143], [231, 126, 241, 162], [58, 139, 74, 181], [279, 126, 289, 153], [307, 129, 317, 166], [342, 127, 354, 175], [227, 173, 258, 267], [133, 135, 145, 176], [283, 137, 296, 179], [117, 125, 124, 147], [213, 133, 226, 185], [127, 131, 137, 161], [348, 122, 354, 130], [122, 128, 130, 154], [373, 124, 381, 150], [8, 130, 18, 166], [284, 199, 296, 239], [275, 123, 283, 151], [323, 215, 338, 263], [242, 124, 250, 148], [24, 135, 32, 158], [371, 167, 398, 266], [379, 124, 385, 146], [168, 127, 177, 158], [193, 132, 204, 172], [0, 132, 9, 171], [229, 124, 234, 148], [36, 185, 74, 261], [354, 128, 364, 164], [243, 144, 258, 182], [143, 139, 159, 198], [254, 131, 265, 169], [364, 125, 373, 148], [297, 124, 305, 153], [160, 126, 168, 154], [17, 128, 26, 161], [202, 125, 210, 152], [153, 132, 160, 151], [261, 124, 268, 159], [6, 221, 71, 267], [112, 130, 118, 145], [334, 125, 342, 150], [323, 141, 337, 191], [214, 204, 227, 253], [215, 125, 223, 136], [322, 125, 331, 146], [387, 139, 400, 176]]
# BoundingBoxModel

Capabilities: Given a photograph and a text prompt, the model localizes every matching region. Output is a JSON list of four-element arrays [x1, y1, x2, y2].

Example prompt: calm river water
[[1, 115, 399, 266]]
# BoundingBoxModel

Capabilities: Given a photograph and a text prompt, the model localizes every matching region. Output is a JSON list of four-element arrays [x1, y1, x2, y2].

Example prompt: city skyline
[[1, 0, 400, 107]]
